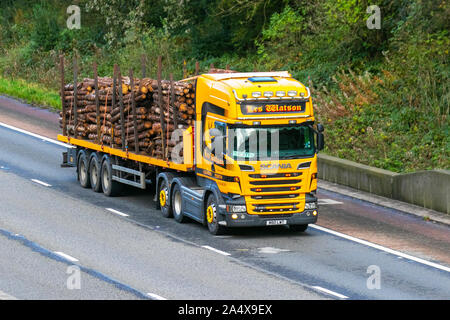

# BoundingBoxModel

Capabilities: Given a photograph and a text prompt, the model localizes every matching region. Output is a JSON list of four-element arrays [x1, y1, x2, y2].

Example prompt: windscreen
[[230, 125, 315, 161]]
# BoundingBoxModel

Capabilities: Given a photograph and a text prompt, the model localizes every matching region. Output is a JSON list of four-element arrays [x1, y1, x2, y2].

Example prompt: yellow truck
[[58, 71, 324, 235]]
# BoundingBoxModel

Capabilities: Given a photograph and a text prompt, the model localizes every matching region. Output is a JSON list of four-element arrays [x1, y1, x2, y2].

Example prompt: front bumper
[[219, 208, 318, 228]]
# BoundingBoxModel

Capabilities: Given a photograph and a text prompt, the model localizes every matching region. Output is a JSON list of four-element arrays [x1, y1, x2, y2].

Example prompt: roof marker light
[[287, 90, 297, 97], [276, 91, 286, 97], [264, 91, 273, 98], [252, 91, 262, 98]]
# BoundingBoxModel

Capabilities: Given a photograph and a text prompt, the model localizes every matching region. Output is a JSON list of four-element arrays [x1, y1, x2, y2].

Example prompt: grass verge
[[0, 76, 60, 110]]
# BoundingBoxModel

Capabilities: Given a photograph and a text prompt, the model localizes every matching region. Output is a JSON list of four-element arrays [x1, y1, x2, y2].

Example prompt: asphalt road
[[0, 99, 449, 300]]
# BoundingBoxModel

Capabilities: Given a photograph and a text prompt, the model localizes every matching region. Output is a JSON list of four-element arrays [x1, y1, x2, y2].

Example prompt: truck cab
[[158, 71, 324, 234]]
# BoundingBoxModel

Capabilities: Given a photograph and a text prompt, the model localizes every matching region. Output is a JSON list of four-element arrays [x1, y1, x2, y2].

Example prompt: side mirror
[[317, 132, 325, 151], [317, 123, 324, 133]]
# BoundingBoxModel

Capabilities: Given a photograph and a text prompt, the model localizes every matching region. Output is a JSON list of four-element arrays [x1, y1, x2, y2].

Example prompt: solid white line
[[0, 121, 73, 148], [202, 245, 231, 256], [0, 289, 17, 300], [106, 208, 130, 217], [312, 286, 348, 299], [31, 179, 52, 187], [147, 293, 168, 300], [310, 224, 450, 273], [54, 251, 79, 262]]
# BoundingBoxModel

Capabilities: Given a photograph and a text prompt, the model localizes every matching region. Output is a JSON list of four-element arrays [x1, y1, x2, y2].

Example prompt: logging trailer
[[58, 69, 325, 235]]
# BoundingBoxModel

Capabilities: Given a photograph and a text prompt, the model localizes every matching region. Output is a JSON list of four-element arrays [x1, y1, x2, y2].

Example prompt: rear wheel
[[159, 179, 172, 218], [89, 153, 102, 193], [206, 194, 226, 235], [290, 224, 308, 232], [172, 184, 186, 223], [101, 156, 122, 197], [77, 150, 91, 188]]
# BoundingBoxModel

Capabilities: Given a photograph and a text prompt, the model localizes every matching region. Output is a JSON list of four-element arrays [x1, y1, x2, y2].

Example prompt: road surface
[[0, 96, 449, 300]]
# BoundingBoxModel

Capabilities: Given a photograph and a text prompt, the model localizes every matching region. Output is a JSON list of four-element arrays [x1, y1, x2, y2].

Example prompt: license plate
[[266, 219, 287, 226]]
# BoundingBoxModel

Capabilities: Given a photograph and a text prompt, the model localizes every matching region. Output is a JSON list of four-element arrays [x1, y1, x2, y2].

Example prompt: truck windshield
[[230, 125, 315, 161]]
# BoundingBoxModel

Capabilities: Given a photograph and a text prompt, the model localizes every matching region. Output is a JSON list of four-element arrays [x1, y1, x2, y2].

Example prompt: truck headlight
[[304, 202, 317, 210], [228, 205, 247, 213]]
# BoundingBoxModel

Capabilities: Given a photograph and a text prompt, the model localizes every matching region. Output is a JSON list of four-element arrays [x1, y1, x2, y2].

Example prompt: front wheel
[[159, 179, 172, 218], [206, 194, 226, 235]]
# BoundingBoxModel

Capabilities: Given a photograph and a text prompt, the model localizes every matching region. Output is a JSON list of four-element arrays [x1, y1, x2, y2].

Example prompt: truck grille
[[251, 186, 301, 192], [251, 194, 299, 200], [252, 202, 300, 213], [249, 172, 302, 179], [244, 171, 308, 215], [249, 179, 301, 185]]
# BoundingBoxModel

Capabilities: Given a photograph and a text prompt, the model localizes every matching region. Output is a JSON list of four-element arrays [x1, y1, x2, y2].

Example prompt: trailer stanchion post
[[117, 66, 126, 151], [73, 55, 78, 133], [59, 55, 67, 136], [112, 65, 118, 149], [94, 62, 100, 143], [195, 61, 199, 76], [183, 60, 187, 79], [157, 56, 166, 158], [130, 69, 139, 154], [141, 54, 147, 78], [171, 73, 177, 129]]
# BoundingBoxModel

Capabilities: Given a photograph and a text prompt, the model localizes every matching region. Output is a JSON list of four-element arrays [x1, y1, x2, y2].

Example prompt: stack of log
[[60, 76, 196, 160]]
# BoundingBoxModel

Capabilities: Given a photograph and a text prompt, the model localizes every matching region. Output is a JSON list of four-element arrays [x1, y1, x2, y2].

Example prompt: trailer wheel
[[206, 194, 226, 235], [172, 184, 186, 223], [290, 224, 308, 232], [159, 179, 173, 218], [89, 153, 102, 193], [101, 156, 122, 197], [77, 150, 91, 189]]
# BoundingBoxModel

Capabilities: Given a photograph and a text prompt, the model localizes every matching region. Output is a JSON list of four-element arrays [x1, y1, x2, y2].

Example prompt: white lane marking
[[310, 224, 450, 273], [202, 245, 231, 256], [31, 179, 52, 187], [312, 286, 348, 299], [54, 251, 79, 262], [0, 289, 17, 300], [106, 208, 130, 217], [0, 121, 73, 148], [258, 247, 290, 254], [318, 199, 343, 205], [147, 293, 168, 300]]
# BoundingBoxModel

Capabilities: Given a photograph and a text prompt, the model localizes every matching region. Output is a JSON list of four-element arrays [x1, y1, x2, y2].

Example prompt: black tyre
[[172, 184, 186, 223], [290, 224, 308, 232], [101, 156, 122, 197], [205, 193, 226, 235], [77, 150, 91, 188], [89, 153, 102, 193], [159, 179, 172, 218]]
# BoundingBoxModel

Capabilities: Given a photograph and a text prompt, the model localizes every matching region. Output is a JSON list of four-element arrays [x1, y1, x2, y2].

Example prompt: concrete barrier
[[317, 154, 450, 214], [393, 170, 450, 214]]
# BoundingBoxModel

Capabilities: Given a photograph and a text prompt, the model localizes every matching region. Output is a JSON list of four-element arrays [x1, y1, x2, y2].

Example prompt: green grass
[[0, 76, 61, 110]]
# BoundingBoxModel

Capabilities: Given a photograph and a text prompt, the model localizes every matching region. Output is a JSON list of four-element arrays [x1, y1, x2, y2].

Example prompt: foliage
[[0, 0, 448, 172]]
